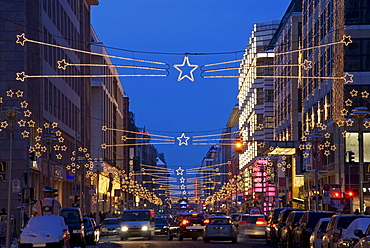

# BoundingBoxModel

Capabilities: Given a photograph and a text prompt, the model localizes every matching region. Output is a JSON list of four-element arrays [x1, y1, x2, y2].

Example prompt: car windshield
[[231, 214, 240, 221], [121, 211, 150, 221], [103, 219, 120, 225], [84, 219, 92, 228], [61, 210, 80, 224], [307, 213, 334, 226], [338, 217, 363, 229], [154, 218, 167, 224], [209, 218, 230, 225]]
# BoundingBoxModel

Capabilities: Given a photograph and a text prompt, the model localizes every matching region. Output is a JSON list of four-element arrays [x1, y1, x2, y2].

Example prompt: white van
[[119, 209, 155, 240]]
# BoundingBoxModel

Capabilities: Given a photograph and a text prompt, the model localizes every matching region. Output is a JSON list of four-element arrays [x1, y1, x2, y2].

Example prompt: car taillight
[[239, 221, 250, 226], [256, 218, 267, 226], [333, 232, 340, 243], [181, 219, 189, 225], [204, 219, 209, 224]]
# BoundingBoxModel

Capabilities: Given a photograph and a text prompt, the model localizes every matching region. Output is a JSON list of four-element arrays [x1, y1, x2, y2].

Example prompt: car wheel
[[232, 238, 237, 243], [120, 235, 127, 241], [148, 234, 153, 240], [177, 230, 183, 241], [166, 230, 173, 241], [203, 238, 210, 243], [192, 237, 197, 241]]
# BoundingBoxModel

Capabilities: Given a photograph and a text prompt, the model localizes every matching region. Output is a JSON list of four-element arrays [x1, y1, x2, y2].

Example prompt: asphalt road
[[92, 234, 272, 248]]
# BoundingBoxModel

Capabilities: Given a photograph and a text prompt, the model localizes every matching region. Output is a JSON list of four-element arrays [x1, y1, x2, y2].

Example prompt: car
[[322, 214, 370, 248], [275, 208, 304, 244], [154, 217, 172, 235], [292, 210, 336, 248], [309, 217, 331, 248], [203, 216, 237, 243], [237, 214, 267, 238], [100, 218, 121, 236], [119, 209, 155, 240], [279, 210, 305, 248], [337, 218, 370, 248], [166, 212, 205, 241], [230, 213, 244, 227], [60, 207, 86, 248], [83, 217, 99, 245], [354, 223, 370, 248], [265, 207, 286, 245], [19, 215, 70, 248]]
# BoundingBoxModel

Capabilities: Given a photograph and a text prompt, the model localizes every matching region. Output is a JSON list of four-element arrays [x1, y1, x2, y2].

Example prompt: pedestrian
[[32, 186, 62, 216], [0, 208, 6, 215], [354, 209, 360, 215]]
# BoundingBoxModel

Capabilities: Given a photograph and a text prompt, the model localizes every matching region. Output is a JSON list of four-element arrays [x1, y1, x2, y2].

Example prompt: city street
[[94, 235, 270, 248]]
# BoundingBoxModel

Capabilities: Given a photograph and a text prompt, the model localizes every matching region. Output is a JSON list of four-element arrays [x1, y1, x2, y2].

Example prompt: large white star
[[176, 167, 184, 175], [174, 56, 198, 82], [177, 132, 190, 146]]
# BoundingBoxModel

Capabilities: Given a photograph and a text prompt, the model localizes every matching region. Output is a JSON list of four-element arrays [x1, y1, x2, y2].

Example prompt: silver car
[[100, 218, 121, 236], [203, 216, 237, 243]]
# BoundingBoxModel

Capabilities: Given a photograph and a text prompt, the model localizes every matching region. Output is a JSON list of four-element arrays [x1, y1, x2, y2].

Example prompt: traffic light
[[18, 189, 25, 202], [345, 190, 355, 198], [348, 151, 355, 163], [29, 152, 36, 161], [72, 194, 80, 207], [133, 157, 141, 171], [234, 140, 243, 154], [332, 191, 341, 198]]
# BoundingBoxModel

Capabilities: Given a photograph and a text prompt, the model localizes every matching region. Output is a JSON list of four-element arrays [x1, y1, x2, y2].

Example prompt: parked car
[[279, 210, 305, 248], [238, 214, 267, 238], [60, 207, 86, 248], [354, 223, 370, 247], [322, 214, 370, 248], [309, 217, 331, 248], [19, 215, 70, 248], [276, 208, 304, 245], [166, 212, 205, 241], [100, 218, 121, 236], [154, 217, 171, 235], [265, 207, 286, 245], [292, 210, 336, 248], [203, 216, 237, 243], [83, 217, 99, 245], [119, 209, 155, 240], [337, 218, 370, 248]]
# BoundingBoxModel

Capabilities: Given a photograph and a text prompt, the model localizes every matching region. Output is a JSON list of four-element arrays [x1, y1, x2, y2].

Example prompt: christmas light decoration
[[177, 132, 190, 146], [174, 56, 198, 82]]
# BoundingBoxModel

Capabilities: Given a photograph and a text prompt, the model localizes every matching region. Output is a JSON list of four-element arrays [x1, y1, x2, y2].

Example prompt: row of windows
[[43, 79, 79, 133], [43, 0, 81, 51]]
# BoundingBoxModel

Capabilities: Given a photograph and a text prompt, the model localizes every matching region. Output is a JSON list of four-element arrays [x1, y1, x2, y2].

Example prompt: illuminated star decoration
[[173, 55, 198, 82], [180, 177, 185, 183], [177, 132, 190, 146], [176, 167, 184, 175]]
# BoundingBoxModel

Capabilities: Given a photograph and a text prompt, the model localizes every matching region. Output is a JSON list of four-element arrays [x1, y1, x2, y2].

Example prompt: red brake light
[[181, 219, 189, 225], [192, 214, 198, 216], [204, 219, 209, 224], [256, 218, 267, 226]]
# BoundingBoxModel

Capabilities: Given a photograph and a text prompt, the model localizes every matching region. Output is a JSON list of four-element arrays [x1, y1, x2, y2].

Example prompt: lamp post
[[43, 130, 57, 187], [311, 132, 323, 211], [3, 105, 20, 248], [94, 162, 102, 223], [352, 106, 369, 214]]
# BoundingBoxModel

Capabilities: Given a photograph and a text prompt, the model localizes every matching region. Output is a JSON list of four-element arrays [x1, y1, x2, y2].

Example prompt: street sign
[[323, 183, 330, 191], [323, 196, 330, 204]]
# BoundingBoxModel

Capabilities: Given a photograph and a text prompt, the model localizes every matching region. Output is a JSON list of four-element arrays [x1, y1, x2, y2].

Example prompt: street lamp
[[93, 162, 102, 223], [3, 105, 20, 248], [311, 132, 323, 211], [352, 106, 369, 214]]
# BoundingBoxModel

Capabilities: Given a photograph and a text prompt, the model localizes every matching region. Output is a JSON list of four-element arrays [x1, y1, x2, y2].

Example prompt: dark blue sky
[[91, 0, 291, 173]]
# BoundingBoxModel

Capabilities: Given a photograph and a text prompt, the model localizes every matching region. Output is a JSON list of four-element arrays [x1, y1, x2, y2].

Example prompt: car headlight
[[73, 229, 82, 233], [121, 226, 128, 232], [142, 226, 149, 231]]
